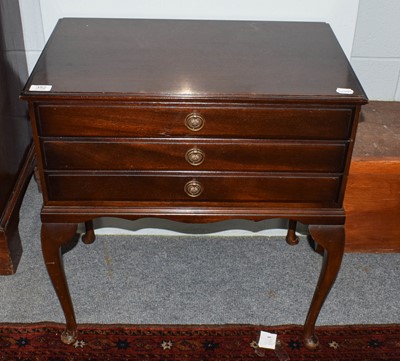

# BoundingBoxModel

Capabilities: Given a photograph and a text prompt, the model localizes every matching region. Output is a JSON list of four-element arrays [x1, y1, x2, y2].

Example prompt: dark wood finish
[[286, 220, 299, 246], [0, 1, 33, 275], [82, 221, 95, 245], [344, 101, 400, 252], [42, 139, 347, 172], [41, 223, 78, 344], [22, 19, 366, 99], [37, 105, 353, 139], [21, 19, 367, 348], [0, 146, 35, 274], [45, 173, 341, 203], [305, 225, 345, 348]]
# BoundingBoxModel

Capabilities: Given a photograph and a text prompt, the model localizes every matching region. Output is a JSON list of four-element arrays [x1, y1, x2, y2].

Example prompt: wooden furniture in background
[[0, 1, 34, 275], [21, 19, 367, 349], [344, 101, 400, 252]]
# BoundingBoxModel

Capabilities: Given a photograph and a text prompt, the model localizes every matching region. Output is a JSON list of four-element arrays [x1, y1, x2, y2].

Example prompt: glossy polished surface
[[22, 19, 367, 349], [23, 18, 366, 101]]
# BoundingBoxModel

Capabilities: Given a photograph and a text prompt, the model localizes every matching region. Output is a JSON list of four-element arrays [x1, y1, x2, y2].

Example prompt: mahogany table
[[21, 18, 368, 349]]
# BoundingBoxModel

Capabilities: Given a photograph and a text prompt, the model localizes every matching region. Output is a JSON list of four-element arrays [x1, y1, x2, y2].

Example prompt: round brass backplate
[[185, 147, 205, 166], [184, 112, 205, 131], [184, 179, 203, 197]]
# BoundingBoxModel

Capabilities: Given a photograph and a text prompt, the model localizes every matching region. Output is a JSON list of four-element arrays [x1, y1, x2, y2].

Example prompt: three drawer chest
[[21, 18, 368, 349]]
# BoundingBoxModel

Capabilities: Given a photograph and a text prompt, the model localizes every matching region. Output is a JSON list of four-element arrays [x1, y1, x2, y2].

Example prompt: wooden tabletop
[[22, 18, 367, 103], [353, 101, 400, 158]]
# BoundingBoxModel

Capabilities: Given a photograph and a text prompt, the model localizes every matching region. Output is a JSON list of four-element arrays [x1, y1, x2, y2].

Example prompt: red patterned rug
[[0, 323, 399, 360]]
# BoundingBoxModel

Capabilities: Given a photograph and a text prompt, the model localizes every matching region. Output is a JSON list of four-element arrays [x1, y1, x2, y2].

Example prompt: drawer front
[[37, 105, 352, 140], [42, 139, 347, 173], [45, 173, 341, 203]]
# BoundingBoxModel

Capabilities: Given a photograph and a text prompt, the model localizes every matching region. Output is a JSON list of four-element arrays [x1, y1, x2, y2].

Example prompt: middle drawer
[[41, 139, 347, 173]]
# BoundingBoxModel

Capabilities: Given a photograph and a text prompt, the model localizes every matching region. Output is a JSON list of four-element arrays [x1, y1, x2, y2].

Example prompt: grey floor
[[0, 179, 399, 326]]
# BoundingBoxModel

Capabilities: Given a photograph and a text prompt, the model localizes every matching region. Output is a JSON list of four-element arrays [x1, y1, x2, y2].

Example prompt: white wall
[[350, 0, 400, 101], [19, 0, 46, 74]]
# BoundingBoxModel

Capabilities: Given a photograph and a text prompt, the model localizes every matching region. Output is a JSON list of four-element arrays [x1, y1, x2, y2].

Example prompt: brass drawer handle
[[184, 179, 203, 197], [185, 147, 205, 166], [185, 112, 205, 131]]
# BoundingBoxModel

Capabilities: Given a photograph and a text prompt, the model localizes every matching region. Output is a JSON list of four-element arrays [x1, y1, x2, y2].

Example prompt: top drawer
[[36, 105, 353, 139]]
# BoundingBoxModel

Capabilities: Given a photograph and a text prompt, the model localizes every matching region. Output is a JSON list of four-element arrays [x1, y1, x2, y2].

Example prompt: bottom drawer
[[45, 173, 341, 204]]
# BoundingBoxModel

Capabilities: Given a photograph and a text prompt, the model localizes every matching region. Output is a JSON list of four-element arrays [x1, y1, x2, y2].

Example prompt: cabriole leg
[[41, 222, 79, 345], [82, 220, 96, 244], [286, 219, 299, 245], [303, 225, 345, 350]]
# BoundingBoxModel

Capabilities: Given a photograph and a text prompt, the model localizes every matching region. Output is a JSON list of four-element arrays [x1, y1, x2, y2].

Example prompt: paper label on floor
[[258, 331, 277, 349]]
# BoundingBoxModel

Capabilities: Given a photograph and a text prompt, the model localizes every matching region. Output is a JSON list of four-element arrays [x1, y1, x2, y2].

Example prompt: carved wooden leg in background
[[41, 223, 79, 345], [286, 219, 299, 245], [303, 225, 345, 350], [82, 220, 96, 244], [33, 166, 42, 193]]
